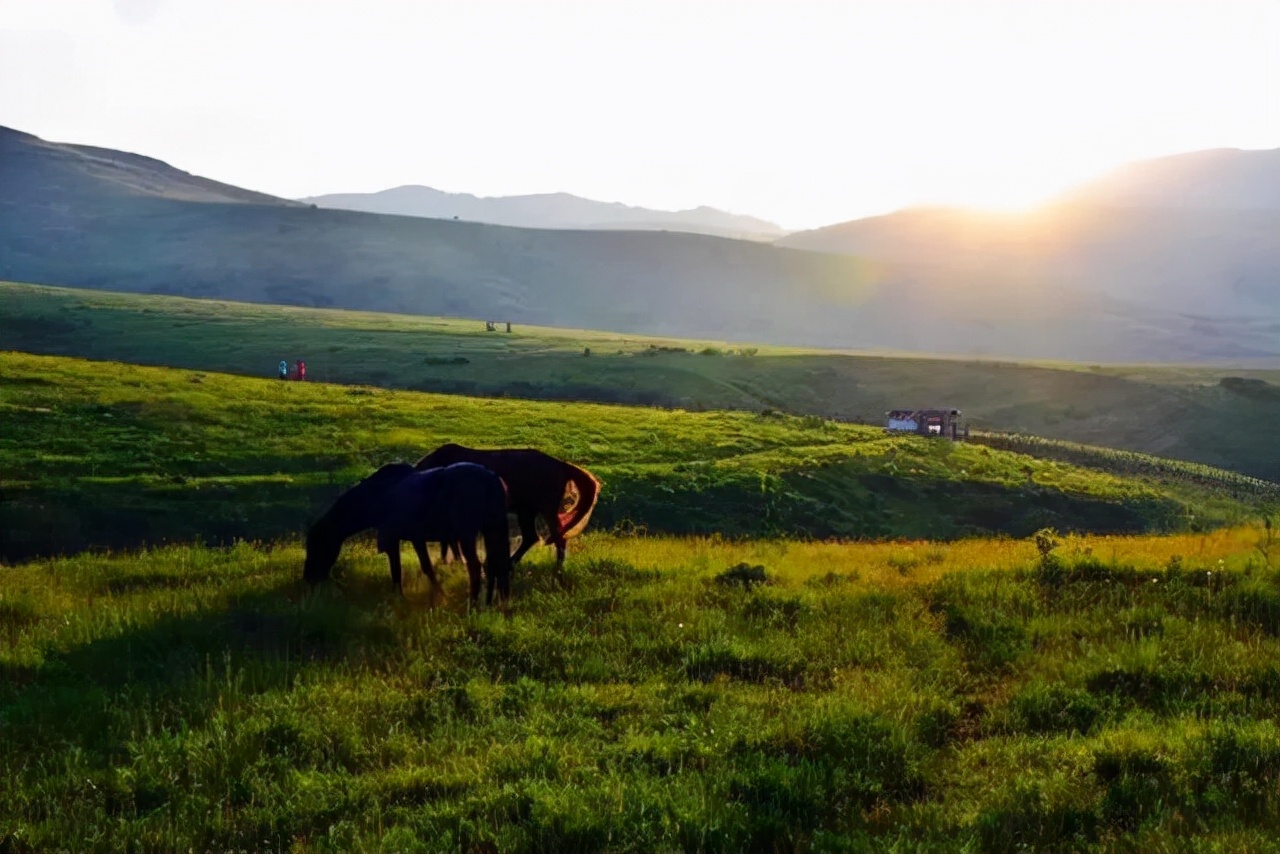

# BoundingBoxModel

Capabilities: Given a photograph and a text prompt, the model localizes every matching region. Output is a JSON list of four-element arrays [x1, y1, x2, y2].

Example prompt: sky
[[2, 1, 1278, 230]]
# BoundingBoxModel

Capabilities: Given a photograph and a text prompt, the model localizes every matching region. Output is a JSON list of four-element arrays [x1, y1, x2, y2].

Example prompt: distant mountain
[[299, 186, 789, 240], [777, 149, 1280, 321], [2, 126, 1276, 363], [0, 127, 296, 207], [1059, 147, 1280, 210]]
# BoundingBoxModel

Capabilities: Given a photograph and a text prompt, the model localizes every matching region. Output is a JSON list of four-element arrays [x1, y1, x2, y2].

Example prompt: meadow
[[2, 340, 1278, 852], [3, 281, 1278, 483], [3, 350, 1270, 565], [2, 528, 1277, 853]]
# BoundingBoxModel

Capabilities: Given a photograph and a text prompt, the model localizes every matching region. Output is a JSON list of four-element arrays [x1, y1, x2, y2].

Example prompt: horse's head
[[303, 523, 342, 584]]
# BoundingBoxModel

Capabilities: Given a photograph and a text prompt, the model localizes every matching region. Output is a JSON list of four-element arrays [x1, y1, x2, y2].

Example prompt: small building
[[886, 408, 965, 439]]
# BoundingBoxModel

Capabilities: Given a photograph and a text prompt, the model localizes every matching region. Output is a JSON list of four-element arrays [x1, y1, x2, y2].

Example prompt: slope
[[4, 346, 1275, 562], [4, 281, 1279, 484], [777, 149, 1280, 335]]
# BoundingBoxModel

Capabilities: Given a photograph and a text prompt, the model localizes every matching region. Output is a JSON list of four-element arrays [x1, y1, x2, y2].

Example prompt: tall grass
[[1, 528, 1276, 852]]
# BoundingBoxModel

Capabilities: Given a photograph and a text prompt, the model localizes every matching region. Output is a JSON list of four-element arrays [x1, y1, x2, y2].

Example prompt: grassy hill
[[10, 350, 1271, 565], [3, 281, 1279, 485], [2, 345, 1278, 852]]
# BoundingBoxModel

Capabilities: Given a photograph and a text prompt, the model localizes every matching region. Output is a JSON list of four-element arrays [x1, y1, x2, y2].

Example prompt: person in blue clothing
[[278, 360, 289, 380]]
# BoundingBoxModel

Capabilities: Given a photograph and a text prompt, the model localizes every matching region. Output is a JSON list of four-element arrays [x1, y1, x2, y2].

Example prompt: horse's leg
[[509, 510, 540, 564], [537, 503, 569, 568], [412, 540, 438, 587], [385, 544, 403, 594], [459, 537, 483, 604]]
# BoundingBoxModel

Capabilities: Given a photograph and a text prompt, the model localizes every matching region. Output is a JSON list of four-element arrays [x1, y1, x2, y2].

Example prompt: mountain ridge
[[299, 184, 788, 240]]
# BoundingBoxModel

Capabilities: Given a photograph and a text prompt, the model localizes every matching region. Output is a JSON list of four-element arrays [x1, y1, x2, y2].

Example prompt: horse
[[303, 462, 513, 604], [415, 444, 601, 565]]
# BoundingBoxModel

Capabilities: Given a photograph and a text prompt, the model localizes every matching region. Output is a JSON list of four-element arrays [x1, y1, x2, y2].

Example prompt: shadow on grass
[[5, 458, 1188, 565], [0, 573, 403, 756], [595, 460, 1183, 542]]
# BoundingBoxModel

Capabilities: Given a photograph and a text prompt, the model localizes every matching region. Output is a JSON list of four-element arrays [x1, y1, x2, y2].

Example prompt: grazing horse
[[415, 444, 601, 565], [303, 462, 512, 604]]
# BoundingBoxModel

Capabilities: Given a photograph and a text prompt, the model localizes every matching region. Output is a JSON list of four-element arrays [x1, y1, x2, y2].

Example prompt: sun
[[925, 156, 1113, 213]]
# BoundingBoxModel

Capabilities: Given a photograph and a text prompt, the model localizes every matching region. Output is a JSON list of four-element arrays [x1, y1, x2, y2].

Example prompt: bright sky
[[2, 1, 1278, 230]]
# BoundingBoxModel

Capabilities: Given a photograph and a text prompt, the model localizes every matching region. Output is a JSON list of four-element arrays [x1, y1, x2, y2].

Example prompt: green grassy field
[[3, 350, 1272, 565], [2, 339, 1278, 851], [3, 281, 1279, 483], [3, 528, 1277, 852]]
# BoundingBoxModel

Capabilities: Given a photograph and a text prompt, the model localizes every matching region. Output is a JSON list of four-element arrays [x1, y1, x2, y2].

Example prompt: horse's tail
[[558, 463, 601, 540]]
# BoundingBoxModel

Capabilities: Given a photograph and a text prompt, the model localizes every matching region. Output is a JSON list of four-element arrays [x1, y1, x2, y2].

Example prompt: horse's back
[[417, 462, 507, 527], [416, 446, 563, 497]]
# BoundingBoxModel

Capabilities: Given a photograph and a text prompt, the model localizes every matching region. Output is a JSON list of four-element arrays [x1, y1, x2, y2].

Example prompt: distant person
[[296, 359, 307, 381], [278, 360, 289, 380], [505, 322, 511, 333]]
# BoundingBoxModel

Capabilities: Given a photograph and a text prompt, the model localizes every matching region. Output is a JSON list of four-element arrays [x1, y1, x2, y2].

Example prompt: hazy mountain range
[[779, 148, 1280, 319], [1, 125, 1276, 363], [300, 186, 788, 241]]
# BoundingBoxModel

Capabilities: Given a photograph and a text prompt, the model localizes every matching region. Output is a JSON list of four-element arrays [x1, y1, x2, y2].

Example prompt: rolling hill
[[299, 185, 788, 240], [3, 347, 1276, 852], [3, 347, 1272, 563], [4, 282, 1279, 483], [2, 126, 1277, 363], [777, 148, 1280, 327]]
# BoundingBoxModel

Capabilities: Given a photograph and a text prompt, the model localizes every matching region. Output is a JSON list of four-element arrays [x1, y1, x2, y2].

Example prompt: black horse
[[415, 444, 601, 566], [303, 462, 512, 604]]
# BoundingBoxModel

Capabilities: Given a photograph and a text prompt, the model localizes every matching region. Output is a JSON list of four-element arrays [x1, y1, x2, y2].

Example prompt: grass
[[3, 280, 1278, 483], [3, 350, 1271, 564], [1, 529, 1277, 853], [2, 341, 1278, 851]]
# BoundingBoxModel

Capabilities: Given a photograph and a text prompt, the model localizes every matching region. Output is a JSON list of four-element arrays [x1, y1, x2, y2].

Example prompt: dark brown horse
[[304, 462, 513, 604], [415, 444, 601, 565]]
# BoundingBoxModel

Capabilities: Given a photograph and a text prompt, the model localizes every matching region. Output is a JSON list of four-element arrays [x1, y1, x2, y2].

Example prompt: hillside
[[1059, 147, 1280, 211], [3, 127, 1275, 363], [4, 349, 1274, 564], [777, 149, 1280, 328], [3, 282, 1279, 484], [300, 185, 788, 241], [0, 127, 295, 207], [1, 350, 1277, 852]]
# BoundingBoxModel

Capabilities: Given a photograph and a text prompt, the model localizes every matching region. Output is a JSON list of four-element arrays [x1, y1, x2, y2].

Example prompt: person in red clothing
[[296, 359, 307, 381]]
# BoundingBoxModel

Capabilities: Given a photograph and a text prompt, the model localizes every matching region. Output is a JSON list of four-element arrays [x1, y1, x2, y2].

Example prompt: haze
[[2, 0, 1278, 229]]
